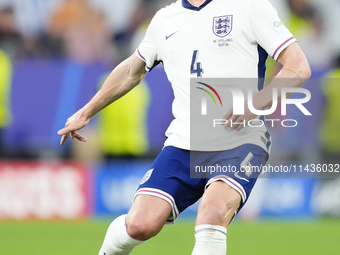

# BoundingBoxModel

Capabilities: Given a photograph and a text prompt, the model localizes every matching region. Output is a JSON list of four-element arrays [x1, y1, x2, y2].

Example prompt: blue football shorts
[[135, 144, 268, 223]]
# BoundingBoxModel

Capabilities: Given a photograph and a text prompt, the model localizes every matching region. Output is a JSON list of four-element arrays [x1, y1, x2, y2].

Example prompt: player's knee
[[126, 216, 160, 241], [224, 190, 242, 211]]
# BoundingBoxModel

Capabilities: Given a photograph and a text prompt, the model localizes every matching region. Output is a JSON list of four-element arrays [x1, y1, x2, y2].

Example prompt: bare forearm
[[253, 43, 311, 110], [81, 56, 146, 119]]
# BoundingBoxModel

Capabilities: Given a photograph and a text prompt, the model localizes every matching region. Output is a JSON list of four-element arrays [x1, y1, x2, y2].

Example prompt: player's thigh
[[196, 180, 241, 228], [126, 194, 172, 240]]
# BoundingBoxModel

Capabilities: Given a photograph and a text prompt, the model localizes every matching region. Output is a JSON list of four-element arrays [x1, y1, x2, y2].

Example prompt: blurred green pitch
[[0, 218, 339, 255]]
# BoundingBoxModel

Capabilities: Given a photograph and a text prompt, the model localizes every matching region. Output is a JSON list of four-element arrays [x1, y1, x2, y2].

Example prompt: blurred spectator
[[0, 48, 12, 158], [312, 0, 340, 56], [49, 0, 116, 65], [266, 0, 315, 78], [319, 54, 340, 163], [0, 0, 65, 58], [0, 5, 21, 59], [267, 0, 339, 164], [0, 5, 15, 33], [268, 0, 338, 76], [297, 4, 332, 76], [87, 0, 172, 34], [86, 0, 139, 34], [286, 0, 315, 37], [113, 0, 168, 60], [129, 0, 158, 55], [0, 0, 63, 35], [97, 77, 150, 161]]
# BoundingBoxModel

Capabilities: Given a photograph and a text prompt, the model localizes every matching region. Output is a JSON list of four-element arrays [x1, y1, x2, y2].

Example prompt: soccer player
[[58, 0, 311, 254]]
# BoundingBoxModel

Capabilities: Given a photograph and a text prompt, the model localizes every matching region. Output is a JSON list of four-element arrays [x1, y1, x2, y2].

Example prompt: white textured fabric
[[191, 224, 227, 255], [98, 214, 144, 255], [136, 0, 296, 152]]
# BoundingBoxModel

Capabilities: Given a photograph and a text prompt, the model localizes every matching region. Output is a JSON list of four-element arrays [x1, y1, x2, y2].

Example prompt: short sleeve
[[248, 0, 297, 61], [135, 12, 160, 72]]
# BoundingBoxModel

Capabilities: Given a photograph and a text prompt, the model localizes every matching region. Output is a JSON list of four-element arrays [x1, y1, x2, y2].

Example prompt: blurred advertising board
[[0, 161, 91, 220], [240, 178, 318, 219], [1, 160, 338, 220], [259, 178, 317, 217], [94, 161, 150, 216], [312, 178, 340, 217], [95, 161, 340, 219]]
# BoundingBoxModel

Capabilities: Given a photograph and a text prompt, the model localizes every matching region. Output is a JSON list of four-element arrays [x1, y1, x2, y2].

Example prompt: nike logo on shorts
[[234, 171, 249, 182]]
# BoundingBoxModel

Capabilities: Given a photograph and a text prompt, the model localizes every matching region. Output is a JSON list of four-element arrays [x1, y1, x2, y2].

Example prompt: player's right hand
[[57, 110, 90, 145]]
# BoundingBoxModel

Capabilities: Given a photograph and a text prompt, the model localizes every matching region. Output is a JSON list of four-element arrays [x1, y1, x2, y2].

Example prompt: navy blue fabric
[[138, 144, 268, 214], [257, 45, 268, 90], [182, 0, 213, 11]]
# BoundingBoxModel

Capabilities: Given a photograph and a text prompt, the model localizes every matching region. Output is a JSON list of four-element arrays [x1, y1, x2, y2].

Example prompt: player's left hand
[[223, 100, 257, 131]]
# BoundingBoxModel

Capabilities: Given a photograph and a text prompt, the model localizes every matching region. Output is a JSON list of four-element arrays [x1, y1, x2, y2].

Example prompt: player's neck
[[187, 0, 207, 7]]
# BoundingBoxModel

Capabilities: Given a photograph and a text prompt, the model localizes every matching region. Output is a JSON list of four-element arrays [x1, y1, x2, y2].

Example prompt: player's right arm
[[58, 53, 147, 145]]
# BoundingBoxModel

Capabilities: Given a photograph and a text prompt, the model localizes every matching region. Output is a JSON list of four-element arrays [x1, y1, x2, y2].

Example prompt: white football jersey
[[136, 0, 296, 152]]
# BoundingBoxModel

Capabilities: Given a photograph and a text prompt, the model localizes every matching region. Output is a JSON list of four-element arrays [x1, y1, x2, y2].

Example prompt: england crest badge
[[213, 15, 233, 37]]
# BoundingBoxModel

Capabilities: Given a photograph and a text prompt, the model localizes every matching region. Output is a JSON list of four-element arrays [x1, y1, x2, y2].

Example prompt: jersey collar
[[182, 0, 213, 11]]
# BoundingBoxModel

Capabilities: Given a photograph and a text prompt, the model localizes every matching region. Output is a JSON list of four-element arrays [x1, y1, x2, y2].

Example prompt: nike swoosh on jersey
[[165, 31, 179, 40], [234, 171, 249, 182]]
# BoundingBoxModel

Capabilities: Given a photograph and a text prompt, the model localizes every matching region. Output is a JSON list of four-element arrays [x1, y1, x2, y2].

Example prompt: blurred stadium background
[[0, 0, 340, 254]]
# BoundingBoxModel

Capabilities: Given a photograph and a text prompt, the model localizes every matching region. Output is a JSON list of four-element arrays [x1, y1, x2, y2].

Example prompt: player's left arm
[[225, 42, 311, 131]]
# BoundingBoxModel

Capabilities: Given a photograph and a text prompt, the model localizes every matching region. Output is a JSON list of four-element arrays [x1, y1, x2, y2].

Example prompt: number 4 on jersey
[[191, 50, 204, 77]]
